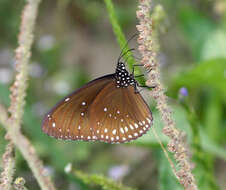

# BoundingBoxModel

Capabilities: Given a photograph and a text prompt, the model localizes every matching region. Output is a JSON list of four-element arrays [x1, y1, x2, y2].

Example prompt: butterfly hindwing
[[89, 82, 153, 143]]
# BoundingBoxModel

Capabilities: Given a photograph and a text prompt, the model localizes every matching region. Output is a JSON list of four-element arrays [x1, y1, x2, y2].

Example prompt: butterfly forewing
[[42, 60, 154, 144], [89, 82, 153, 143], [42, 75, 115, 140]]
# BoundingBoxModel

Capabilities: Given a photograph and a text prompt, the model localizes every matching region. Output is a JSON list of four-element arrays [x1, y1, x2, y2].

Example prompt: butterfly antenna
[[125, 53, 141, 62], [118, 33, 138, 63], [118, 48, 135, 63]]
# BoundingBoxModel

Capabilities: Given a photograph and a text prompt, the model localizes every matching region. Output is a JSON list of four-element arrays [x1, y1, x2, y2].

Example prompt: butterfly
[[42, 46, 153, 144]]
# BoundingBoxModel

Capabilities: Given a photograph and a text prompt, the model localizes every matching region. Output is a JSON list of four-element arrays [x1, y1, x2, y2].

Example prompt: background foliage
[[0, 0, 225, 189]]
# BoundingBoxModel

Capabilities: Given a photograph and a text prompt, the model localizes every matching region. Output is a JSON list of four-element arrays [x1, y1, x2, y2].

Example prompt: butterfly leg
[[134, 82, 156, 93], [134, 83, 140, 94], [134, 74, 144, 78], [137, 83, 156, 89]]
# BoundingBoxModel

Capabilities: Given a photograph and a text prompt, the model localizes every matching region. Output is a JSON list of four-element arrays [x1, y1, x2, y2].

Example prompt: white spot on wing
[[65, 97, 70, 102], [104, 128, 108, 133], [134, 133, 138, 136], [82, 101, 86, 105], [52, 122, 56, 128], [112, 129, 117, 135], [124, 126, 128, 132], [81, 112, 84, 116], [104, 107, 107, 112], [146, 117, 151, 123], [135, 123, 139, 128], [120, 128, 124, 134], [129, 124, 134, 130]]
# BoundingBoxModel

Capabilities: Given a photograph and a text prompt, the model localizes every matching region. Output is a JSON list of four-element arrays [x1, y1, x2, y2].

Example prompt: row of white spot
[[46, 102, 152, 142], [67, 117, 152, 142], [49, 115, 151, 135]]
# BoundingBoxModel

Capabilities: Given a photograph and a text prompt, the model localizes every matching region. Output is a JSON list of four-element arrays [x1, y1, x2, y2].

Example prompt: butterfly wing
[[42, 74, 115, 141], [89, 82, 153, 143]]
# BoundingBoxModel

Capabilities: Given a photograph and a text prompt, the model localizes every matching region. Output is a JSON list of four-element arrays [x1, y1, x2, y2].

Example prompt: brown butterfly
[[42, 48, 153, 144]]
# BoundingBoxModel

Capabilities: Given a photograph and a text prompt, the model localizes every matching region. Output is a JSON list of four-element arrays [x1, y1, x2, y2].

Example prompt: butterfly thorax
[[114, 62, 136, 88]]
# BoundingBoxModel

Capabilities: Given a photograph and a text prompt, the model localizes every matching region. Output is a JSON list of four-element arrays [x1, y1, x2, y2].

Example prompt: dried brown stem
[[9, 0, 40, 128], [0, 142, 15, 190], [8, 129, 55, 190], [0, 0, 56, 190], [136, 0, 198, 189]]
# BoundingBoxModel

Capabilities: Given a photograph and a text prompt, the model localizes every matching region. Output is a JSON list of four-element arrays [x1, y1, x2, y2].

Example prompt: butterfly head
[[116, 61, 126, 70], [115, 62, 136, 88]]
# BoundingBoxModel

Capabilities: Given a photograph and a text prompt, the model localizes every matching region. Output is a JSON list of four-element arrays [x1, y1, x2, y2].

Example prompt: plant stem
[[136, 0, 198, 189], [104, 0, 146, 85], [0, 142, 15, 190], [0, 0, 57, 189]]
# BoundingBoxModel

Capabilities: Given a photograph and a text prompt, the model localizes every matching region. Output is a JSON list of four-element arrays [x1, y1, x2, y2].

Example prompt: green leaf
[[104, 0, 145, 86], [201, 28, 226, 60], [200, 128, 226, 161], [170, 58, 226, 99], [178, 6, 215, 61], [0, 83, 10, 106]]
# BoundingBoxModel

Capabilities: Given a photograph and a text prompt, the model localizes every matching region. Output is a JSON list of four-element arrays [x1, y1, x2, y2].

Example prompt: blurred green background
[[0, 0, 226, 190]]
